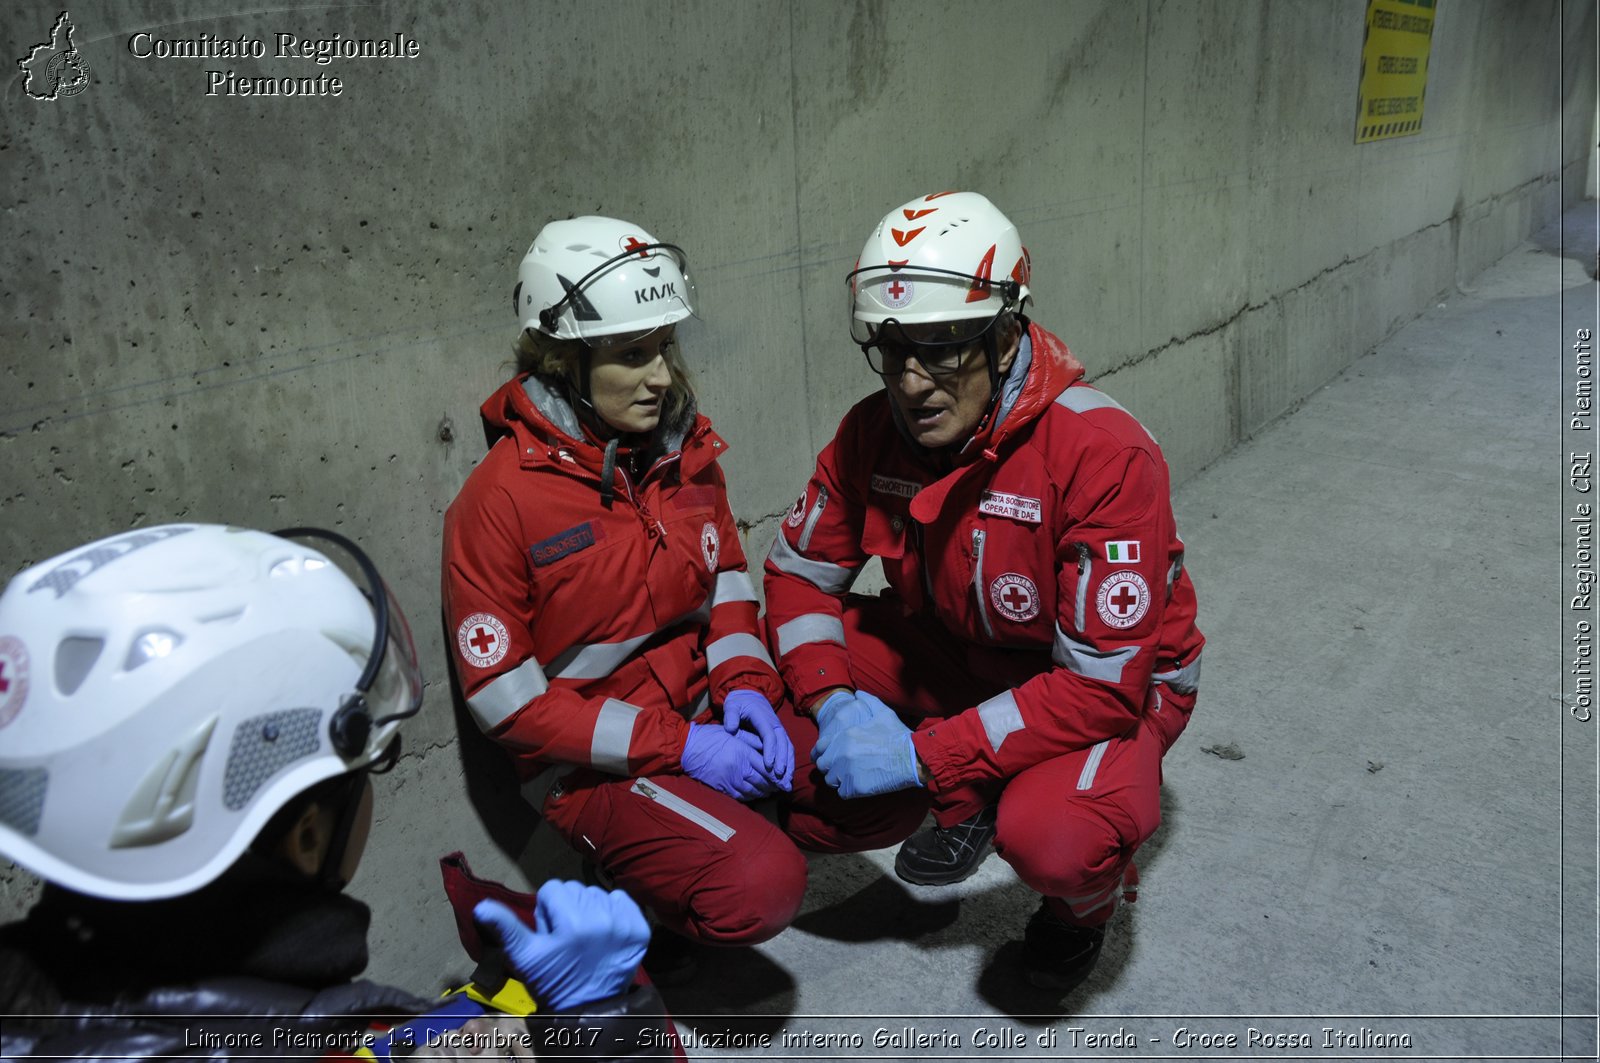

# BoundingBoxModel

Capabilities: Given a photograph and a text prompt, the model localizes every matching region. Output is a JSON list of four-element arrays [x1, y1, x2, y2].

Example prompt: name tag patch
[[530, 522, 603, 567], [978, 490, 1042, 524], [870, 473, 921, 499]]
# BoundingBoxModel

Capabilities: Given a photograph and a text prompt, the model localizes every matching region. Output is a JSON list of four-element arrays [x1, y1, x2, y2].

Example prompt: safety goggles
[[855, 316, 1006, 378]]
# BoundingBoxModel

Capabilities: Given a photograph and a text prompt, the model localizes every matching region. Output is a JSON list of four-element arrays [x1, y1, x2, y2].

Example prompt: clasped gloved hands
[[682, 721, 784, 800], [720, 689, 794, 791], [472, 880, 649, 1012], [811, 689, 898, 760], [813, 704, 926, 798]]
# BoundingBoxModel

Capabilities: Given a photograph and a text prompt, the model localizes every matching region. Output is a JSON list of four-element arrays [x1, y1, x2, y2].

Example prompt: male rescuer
[[763, 192, 1204, 991]]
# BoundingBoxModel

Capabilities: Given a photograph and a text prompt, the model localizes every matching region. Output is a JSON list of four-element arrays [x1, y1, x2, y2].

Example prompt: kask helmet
[[0, 524, 422, 900], [848, 191, 1031, 348], [516, 216, 696, 347]]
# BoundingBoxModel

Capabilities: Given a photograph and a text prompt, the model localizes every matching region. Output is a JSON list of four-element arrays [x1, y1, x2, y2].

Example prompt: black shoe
[[894, 805, 998, 885], [642, 926, 699, 987], [1020, 901, 1105, 992]]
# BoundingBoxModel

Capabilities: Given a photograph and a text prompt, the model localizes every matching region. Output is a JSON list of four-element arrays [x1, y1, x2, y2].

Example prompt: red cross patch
[[1095, 571, 1150, 630], [785, 492, 807, 528], [882, 276, 914, 309], [989, 573, 1040, 622], [700, 522, 720, 571], [0, 635, 30, 730], [456, 612, 510, 669]]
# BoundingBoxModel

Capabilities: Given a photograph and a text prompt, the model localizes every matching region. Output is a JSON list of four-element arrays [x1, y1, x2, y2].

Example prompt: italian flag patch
[[1105, 540, 1141, 563]]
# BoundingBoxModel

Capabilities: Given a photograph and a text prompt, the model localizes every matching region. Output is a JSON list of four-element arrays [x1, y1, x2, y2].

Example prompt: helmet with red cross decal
[[516, 215, 697, 347], [847, 191, 1031, 349], [0, 524, 422, 900]]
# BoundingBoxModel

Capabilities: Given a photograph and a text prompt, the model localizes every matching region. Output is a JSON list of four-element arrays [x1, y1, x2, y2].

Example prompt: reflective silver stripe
[[549, 631, 653, 681], [1055, 386, 1158, 445], [1153, 653, 1202, 695], [630, 778, 736, 841], [548, 604, 710, 682], [712, 569, 758, 605], [1065, 882, 1119, 917], [1167, 552, 1185, 595], [797, 486, 829, 552], [706, 632, 775, 671], [590, 699, 643, 774], [686, 687, 711, 719], [976, 690, 1024, 753], [775, 613, 846, 656], [767, 532, 855, 595], [1077, 739, 1111, 790], [1052, 627, 1140, 684], [466, 657, 550, 731]]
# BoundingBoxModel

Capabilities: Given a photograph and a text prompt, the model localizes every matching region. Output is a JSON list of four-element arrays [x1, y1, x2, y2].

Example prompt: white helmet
[[848, 191, 1031, 347], [515, 216, 696, 347], [0, 524, 422, 900]]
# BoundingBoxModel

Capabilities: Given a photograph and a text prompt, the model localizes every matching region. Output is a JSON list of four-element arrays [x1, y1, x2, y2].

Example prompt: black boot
[[893, 805, 998, 885], [1020, 900, 1105, 992]]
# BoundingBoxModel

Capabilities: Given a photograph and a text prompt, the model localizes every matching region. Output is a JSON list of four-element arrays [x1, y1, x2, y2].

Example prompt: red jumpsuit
[[443, 374, 921, 945], [763, 323, 1204, 926]]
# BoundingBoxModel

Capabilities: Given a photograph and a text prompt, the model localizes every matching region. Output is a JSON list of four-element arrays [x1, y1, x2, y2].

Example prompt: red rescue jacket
[[763, 322, 1204, 792], [443, 374, 783, 781]]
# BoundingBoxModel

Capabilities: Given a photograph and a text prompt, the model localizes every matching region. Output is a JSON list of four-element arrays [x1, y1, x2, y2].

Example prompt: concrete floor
[[646, 204, 1600, 1062]]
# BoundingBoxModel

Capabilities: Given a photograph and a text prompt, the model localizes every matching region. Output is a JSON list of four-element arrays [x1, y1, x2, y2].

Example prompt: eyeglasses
[[861, 337, 984, 378]]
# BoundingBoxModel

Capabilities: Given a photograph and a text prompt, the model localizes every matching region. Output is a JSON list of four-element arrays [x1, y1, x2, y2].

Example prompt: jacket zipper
[[1072, 541, 1092, 632], [617, 466, 666, 539], [797, 486, 829, 552], [630, 778, 736, 841], [971, 528, 996, 640]]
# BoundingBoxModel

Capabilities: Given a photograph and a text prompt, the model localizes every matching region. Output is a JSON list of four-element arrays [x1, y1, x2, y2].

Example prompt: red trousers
[[540, 698, 927, 946], [842, 594, 1195, 927]]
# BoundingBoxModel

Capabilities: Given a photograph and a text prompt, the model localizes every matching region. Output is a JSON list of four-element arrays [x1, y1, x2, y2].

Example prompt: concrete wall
[[1, 0, 1592, 990]]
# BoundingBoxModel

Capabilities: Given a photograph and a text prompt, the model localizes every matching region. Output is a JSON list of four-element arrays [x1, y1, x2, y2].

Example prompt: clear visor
[[367, 575, 424, 730], [846, 263, 1018, 346], [552, 243, 698, 349]]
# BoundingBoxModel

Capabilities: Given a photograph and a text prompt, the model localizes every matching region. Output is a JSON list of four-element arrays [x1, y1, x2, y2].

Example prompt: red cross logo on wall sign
[[1095, 572, 1150, 630], [989, 572, 1040, 622], [456, 612, 511, 668]]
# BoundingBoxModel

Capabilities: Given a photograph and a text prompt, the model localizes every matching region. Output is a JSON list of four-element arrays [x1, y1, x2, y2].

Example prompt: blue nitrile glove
[[814, 710, 925, 798], [682, 721, 780, 799], [722, 689, 794, 791], [811, 689, 898, 761], [472, 881, 649, 1012]]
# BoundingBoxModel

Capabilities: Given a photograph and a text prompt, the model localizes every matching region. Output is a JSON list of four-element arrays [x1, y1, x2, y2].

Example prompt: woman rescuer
[[442, 217, 925, 969]]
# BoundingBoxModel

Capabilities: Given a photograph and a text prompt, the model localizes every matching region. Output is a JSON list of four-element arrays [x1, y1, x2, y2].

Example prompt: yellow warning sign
[[1355, 0, 1436, 143]]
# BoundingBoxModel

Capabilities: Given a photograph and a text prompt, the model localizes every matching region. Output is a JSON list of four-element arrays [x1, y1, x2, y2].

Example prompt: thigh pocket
[[631, 777, 738, 842]]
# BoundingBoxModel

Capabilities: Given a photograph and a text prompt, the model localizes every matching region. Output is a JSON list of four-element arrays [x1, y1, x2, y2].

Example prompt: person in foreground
[[763, 192, 1205, 993], [0, 523, 667, 1059], [442, 217, 922, 974]]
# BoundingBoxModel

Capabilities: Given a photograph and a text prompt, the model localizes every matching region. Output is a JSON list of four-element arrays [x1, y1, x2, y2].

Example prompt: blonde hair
[[514, 329, 695, 432]]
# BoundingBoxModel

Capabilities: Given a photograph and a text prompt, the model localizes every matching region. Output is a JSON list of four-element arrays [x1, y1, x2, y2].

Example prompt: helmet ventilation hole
[[55, 636, 104, 696]]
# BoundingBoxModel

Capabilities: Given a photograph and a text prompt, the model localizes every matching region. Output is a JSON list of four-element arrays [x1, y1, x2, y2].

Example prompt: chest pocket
[[861, 505, 908, 560]]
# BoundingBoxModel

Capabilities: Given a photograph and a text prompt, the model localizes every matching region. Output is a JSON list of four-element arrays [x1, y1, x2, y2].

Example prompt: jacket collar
[[906, 321, 1084, 524], [479, 373, 722, 479]]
